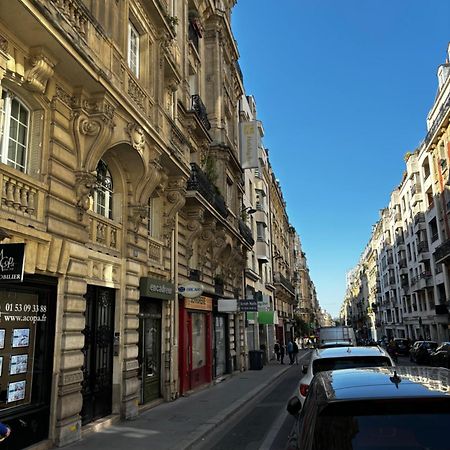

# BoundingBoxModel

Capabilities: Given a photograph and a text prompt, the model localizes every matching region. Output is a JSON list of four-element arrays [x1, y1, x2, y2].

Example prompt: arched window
[[0, 89, 29, 172], [94, 160, 113, 219]]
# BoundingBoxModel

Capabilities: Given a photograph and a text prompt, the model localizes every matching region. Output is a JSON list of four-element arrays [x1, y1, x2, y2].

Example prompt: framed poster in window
[[7, 380, 26, 403], [12, 329, 30, 348], [9, 355, 27, 375], [0, 330, 4, 349]]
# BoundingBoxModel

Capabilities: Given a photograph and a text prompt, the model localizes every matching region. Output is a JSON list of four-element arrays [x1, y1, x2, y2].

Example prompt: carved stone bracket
[[71, 93, 116, 171], [198, 220, 216, 267], [75, 171, 97, 221], [183, 207, 204, 263], [24, 47, 56, 93], [126, 122, 146, 153], [211, 226, 227, 273], [129, 205, 148, 242], [162, 176, 187, 243]]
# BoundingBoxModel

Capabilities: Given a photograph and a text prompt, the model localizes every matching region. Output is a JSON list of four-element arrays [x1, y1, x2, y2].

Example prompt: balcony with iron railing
[[414, 212, 425, 225], [191, 94, 211, 130], [434, 238, 450, 263], [273, 272, 295, 296], [417, 240, 429, 254], [187, 163, 228, 218], [238, 219, 254, 247]]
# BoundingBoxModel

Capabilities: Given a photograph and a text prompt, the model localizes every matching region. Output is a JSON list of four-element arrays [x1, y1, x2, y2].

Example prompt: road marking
[[259, 352, 309, 450]]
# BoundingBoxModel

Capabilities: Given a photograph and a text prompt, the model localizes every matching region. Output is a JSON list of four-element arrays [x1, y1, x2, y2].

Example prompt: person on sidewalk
[[280, 342, 285, 364], [293, 339, 299, 364], [287, 339, 294, 364], [274, 341, 280, 361]]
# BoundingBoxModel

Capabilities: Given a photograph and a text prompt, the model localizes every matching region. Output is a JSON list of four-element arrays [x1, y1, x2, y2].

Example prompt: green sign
[[139, 277, 174, 300]]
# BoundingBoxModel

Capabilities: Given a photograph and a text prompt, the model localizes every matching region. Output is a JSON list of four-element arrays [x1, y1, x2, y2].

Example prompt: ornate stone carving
[[54, 85, 73, 106], [198, 220, 216, 267], [0, 34, 8, 53], [25, 47, 56, 93], [184, 207, 204, 262], [162, 177, 187, 242], [75, 171, 96, 220], [126, 123, 146, 153], [71, 94, 115, 171], [129, 205, 148, 242]]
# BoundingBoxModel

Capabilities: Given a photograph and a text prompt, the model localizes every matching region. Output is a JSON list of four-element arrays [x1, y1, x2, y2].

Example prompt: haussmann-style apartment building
[[0, 1, 320, 449], [342, 43, 450, 344]]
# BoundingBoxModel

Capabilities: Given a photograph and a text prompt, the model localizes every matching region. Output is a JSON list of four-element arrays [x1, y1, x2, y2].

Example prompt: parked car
[[287, 366, 450, 450], [392, 337, 410, 356], [297, 346, 394, 405], [409, 340, 438, 364], [429, 342, 450, 369]]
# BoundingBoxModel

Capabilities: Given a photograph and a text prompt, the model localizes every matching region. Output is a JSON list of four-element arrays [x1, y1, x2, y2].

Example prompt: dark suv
[[287, 366, 450, 450]]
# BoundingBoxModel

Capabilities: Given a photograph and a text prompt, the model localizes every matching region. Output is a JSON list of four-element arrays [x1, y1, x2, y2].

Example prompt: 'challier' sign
[[0, 243, 25, 283]]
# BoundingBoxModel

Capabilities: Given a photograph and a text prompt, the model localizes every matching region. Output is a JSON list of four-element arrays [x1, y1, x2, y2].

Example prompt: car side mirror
[[302, 365, 308, 374], [287, 396, 302, 416]]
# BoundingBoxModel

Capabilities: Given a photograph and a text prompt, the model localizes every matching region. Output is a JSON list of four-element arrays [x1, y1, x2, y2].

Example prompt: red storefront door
[[179, 298, 212, 394]]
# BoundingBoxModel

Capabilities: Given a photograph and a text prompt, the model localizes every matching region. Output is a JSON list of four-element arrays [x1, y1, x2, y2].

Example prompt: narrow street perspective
[[0, 1, 449, 450]]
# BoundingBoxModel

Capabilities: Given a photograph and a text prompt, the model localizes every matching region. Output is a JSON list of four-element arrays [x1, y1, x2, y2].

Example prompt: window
[[0, 89, 29, 172], [423, 157, 430, 180], [93, 160, 113, 219], [256, 222, 265, 241], [128, 21, 140, 77]]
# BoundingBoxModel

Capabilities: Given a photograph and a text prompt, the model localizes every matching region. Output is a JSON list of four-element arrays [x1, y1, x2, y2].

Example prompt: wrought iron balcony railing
[[238, 219, 254, 247], [187, 163, 228, 218], [417, 240, 429, 254], [191, 94, 211, 130], [273, 272, 295, 295], [434, 238, 450, 263]]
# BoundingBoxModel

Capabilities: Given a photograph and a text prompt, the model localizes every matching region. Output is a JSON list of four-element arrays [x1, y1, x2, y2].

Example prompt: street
[[191, 358, 306, 450]]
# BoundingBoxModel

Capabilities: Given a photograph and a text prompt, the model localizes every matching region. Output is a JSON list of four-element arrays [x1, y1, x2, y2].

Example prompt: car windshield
[[423, 342, 438, 350], [312, 356, 391, 374], [312, 401, 450, 450]]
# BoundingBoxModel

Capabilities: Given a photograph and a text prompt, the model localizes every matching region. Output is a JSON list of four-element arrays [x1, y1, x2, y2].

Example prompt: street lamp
[[241, 206, 257, 215]]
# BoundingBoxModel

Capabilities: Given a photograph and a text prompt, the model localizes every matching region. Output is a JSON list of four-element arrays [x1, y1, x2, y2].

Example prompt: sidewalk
[[66, 351, 308, 450]]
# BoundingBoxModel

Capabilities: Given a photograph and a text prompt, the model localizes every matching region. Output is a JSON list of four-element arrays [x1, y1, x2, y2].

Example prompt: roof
[[314, 366, 450, 404], [316, 346, 386, 358]]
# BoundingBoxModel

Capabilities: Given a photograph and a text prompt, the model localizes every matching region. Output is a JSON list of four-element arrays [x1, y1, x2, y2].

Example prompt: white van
[[318, 326, 356, 348]]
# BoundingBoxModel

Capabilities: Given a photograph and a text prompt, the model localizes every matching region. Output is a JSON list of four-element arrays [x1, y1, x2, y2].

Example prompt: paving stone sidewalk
[[66, 351, 309, 450]]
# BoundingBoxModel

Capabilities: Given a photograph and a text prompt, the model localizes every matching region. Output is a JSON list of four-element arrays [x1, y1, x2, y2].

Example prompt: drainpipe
[[169, 216, 179, 400]]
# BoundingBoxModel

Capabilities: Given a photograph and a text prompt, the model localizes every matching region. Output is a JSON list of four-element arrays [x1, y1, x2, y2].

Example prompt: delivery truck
[[317, 326, 356, 348]]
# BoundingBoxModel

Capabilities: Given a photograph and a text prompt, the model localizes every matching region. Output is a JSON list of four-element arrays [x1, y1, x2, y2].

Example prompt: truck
[[317, 326, 356, 348]]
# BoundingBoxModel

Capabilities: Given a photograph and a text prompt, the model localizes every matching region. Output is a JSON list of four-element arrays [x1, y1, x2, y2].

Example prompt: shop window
[[128, 20, 140, 78], [191, 313, 206, 368], [92, 160, 113, 219], [0, 89, 29, 172]]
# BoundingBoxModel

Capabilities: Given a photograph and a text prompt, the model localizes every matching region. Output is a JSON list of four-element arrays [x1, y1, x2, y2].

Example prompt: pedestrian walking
[[280, 342, 285, 364], [293, 339, 299, 364], [287, 339, 294, 364], [274, 341, 280, 361]]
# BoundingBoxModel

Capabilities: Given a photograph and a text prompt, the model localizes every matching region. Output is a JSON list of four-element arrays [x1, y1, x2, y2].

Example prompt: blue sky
[[232, 1, 450, 317]]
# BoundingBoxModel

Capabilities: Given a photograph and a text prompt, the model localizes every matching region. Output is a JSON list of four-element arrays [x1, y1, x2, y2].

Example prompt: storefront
[[179, 296, 212, 394], [0, 275, 56, 450], [138, 278, 174, 404]]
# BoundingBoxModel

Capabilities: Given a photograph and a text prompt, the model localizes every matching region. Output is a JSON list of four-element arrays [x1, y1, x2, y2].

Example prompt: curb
[[184, 351, 310, 449]]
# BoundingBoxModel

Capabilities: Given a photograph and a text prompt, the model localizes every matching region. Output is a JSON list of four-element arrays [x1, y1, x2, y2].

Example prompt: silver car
[[298, 346, 394, 405]]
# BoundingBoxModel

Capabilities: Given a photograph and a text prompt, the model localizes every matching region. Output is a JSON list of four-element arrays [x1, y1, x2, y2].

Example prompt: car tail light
[[299, 383, 309, 397]]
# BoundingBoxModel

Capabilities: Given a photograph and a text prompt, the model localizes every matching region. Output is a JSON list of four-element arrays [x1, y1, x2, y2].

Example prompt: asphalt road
[[191, 354, 310, 450]]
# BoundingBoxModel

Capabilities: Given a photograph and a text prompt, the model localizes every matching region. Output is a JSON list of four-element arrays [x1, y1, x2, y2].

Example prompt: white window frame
[[0, 89, 29, 172], [128, 21, 140, 78], [93, 161, 113, 219]]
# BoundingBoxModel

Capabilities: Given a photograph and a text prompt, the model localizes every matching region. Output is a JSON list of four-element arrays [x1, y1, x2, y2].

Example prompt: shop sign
[[178, 281, 203, 298], [217, 299, 238, 313], [185, 296, 212, 311], [139, 277, 174, 300], [0, 243, 25, 283], [239, 299, 258, 312]]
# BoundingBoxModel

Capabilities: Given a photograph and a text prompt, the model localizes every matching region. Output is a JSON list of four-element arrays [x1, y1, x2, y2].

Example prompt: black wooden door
[[81, 285, 115, 425]]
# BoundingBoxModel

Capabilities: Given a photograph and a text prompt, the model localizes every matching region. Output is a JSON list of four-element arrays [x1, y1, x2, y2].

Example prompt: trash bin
[[249, 350, 263, 370]]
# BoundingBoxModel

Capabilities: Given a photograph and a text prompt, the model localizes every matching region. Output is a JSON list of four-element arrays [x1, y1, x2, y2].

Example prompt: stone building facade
[[342, 43, 450, 343]]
